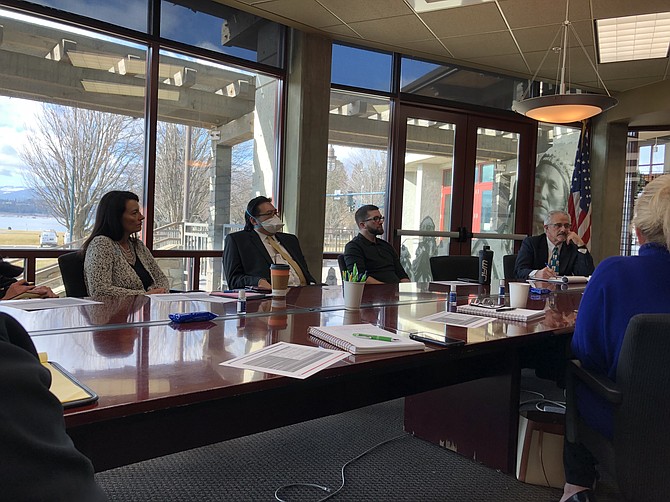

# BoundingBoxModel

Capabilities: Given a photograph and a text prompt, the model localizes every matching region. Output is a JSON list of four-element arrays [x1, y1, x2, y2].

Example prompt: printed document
[[419, 310, 493, 328], [220, 342, 349, 379]]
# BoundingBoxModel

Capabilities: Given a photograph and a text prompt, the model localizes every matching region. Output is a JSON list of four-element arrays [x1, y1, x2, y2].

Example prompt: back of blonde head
[[632, 174, 670, 249]]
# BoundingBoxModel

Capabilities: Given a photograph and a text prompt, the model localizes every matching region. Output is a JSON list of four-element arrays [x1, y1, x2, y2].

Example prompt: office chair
[[429, 255, 479, 281], [337, 254, 347, 277], [565, 313, 670, 502], [58, 252, 88, 297], [503, 254, 518, 281]]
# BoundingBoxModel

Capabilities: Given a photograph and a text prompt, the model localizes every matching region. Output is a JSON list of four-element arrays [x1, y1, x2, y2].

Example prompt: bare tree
[[154, 123, 212, 226], [19, 104, 143, 240]]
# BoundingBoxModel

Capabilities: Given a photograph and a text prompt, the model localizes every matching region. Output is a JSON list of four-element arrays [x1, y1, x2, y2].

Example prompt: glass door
[[391, 106, 534, 281]]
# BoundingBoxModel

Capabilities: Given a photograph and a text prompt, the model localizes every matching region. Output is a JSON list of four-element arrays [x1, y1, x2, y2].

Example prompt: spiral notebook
[[456, 305, 545, 322], [307, 324, 425, 355]]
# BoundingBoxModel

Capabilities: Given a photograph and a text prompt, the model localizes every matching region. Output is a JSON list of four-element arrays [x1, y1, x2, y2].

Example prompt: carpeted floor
[[95, 398, 621, 501]]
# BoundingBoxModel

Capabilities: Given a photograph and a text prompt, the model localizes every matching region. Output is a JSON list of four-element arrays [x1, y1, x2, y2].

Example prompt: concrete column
[[209, 143, 232, 290], [283, 30, 332, 282]]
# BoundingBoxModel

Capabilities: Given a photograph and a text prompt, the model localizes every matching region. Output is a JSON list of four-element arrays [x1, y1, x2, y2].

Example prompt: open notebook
[[308, 324, 425, 355], [39, 353, 98, 409]]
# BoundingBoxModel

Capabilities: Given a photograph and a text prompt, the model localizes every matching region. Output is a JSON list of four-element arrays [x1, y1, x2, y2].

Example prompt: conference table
[[19, 281, 584, 473]]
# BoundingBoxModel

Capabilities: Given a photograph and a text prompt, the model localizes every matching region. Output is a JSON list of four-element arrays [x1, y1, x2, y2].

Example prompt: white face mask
[[256, 215, 284, 235]]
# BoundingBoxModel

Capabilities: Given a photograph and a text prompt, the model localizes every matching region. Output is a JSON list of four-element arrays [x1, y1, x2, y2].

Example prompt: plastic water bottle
[[449, 285, 457, 312], [478, 246, 494, 285], [237, 289, 247, 314], [498, 279, 506, 306]]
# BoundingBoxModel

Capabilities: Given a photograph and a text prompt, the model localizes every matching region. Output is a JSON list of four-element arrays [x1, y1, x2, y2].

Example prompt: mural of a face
[[533, 142, 575, 235]]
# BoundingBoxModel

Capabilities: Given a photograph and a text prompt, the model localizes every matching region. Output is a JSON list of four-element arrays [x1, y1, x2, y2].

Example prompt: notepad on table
[[39, 352, 98, 408], [308, 324, 425, 355], [456, 305, 545, 322]]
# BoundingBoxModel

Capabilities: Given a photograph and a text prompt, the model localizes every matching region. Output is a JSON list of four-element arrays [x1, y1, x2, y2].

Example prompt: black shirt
[[343, 234, 409, 284], [129, 247, 154, 291]]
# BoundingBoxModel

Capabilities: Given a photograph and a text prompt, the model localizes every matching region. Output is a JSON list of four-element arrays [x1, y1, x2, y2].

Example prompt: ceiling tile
[[346, 14, 434, 43], [597, 59, 668, 79], [403, 38, 455, 58], [418, 3, 507, 38], [319, 0, 413, 24], [467, 53, 533, 75], [442, 31, 518, 59], [513, 20, 595, 53], [500, 0, 591, 29], [251, 0, 339, 29], [592, 0, 670, 20], [321, 23, 362, 38]]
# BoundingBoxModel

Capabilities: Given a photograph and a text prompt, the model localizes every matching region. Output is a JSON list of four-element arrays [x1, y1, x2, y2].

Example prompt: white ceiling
[[224, 0, 670, 94]]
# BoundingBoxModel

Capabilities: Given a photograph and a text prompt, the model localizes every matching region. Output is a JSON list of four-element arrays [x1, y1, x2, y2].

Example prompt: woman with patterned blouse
[[82, 191, 170, 297]]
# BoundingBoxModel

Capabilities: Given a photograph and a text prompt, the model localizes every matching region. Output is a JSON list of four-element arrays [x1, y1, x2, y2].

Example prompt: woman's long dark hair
[[81, 191, 139, 253]]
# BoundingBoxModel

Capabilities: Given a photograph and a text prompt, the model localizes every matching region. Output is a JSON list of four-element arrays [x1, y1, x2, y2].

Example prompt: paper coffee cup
[[270, 264, 290, 296], [509, 282, 530, 308]]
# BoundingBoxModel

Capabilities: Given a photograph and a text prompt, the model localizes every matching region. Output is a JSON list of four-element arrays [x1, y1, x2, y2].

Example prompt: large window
[[323, 90, 391, 282], [0, 3, 285, 292]]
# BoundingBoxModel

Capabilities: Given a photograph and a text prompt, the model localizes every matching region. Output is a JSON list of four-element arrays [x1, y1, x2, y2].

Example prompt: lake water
[[0, 214, 67, 232]]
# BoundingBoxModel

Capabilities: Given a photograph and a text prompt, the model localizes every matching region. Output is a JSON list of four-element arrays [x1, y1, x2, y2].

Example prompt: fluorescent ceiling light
[[597, 12, 670, 63], [408, 0, 494, 14]]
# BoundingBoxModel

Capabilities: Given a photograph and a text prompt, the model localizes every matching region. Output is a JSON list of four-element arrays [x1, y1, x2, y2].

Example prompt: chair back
[[58, 252, 88, 297], [337, 255, 347, 276], [429, 255, 478, 281], [614, 314, 670, 500], [503, 254, 517, 281]]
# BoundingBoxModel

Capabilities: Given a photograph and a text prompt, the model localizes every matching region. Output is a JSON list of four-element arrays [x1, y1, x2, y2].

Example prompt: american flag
[[568, 120, 592, 250]]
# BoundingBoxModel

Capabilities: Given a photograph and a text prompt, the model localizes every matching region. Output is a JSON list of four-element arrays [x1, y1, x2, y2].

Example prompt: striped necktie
[[548, 246, 559, 273], [267, 236, 308, 286]]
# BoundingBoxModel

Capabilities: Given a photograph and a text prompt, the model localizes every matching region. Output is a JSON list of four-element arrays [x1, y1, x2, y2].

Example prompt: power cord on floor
[[274, 433, 408, 502]]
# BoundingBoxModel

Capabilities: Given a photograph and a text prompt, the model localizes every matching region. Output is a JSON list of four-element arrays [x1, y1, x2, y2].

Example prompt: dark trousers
[[563, 438, 598, 487]]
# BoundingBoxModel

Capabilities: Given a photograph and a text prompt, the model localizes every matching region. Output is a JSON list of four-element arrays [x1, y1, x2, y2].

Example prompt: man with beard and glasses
[[343, 205, 410, 284], [223, 196, 317, 290], [514, 210, 594, 280]]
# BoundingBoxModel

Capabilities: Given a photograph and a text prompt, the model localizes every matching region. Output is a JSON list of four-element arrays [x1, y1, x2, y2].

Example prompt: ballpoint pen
[[352, 333, 399, 342]]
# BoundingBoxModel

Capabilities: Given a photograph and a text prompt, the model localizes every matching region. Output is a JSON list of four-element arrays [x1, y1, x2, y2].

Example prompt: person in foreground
[[0, 312, 107, 501], [82, 191, 170, 297], [514, 210, 594, 280], [223, 196, 317, 290], [343, 205, 410, 284], [0, 259, 58, 300], [560, 174, 670, 502]]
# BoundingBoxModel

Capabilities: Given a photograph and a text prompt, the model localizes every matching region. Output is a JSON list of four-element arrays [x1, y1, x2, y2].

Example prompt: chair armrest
[[568, 359, 622, 404]]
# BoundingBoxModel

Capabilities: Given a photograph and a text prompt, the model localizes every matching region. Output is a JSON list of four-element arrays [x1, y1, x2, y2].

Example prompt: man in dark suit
[[515, 210, 594, 280], [223, 196, 317, 289]]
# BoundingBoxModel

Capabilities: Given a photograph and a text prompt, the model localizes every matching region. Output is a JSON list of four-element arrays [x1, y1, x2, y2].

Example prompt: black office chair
[[58, 251, 88, 297], [429, 255, 479, 281], [337, 254, 347, 277], [565, 314, 670, 502], [503, 254, 518, 281]]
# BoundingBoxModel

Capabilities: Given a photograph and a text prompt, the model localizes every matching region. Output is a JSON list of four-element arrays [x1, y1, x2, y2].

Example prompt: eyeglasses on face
[[257, 209, 278, 218], [549, 223, 571, 229], [364, 216, 385, 223]]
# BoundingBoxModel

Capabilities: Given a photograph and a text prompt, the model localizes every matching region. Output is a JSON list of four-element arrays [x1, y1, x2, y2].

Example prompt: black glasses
[[257, 209, 278, 218], [364, 216, 385, 223]]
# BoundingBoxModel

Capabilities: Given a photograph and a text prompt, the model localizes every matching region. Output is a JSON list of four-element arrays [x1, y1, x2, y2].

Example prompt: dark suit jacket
[[223, 230, 317, 289], [0, 313, 107, 501], [514, 234, 595, 280]]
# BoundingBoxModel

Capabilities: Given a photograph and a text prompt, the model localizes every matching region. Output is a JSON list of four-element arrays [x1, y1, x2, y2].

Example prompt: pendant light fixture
[[512, 0, 617, 124]]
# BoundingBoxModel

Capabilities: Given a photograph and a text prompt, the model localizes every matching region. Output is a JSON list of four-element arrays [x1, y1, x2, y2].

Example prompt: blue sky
[[0, 97, 40, 187]]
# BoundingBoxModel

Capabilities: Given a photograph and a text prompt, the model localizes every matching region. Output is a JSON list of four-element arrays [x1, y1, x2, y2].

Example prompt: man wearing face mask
[[223, 196, 317, 290], [514, 210, 594, 280]]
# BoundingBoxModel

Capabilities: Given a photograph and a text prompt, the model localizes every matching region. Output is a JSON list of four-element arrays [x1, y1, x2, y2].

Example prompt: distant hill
[[0, 187, 49, 214], [0, 187, 36, 201]]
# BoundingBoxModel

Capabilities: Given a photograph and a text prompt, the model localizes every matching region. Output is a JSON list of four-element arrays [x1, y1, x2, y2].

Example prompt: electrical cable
[[274, 433, 408, 502]]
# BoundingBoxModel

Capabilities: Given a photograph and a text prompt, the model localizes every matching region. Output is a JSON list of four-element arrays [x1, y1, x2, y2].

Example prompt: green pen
[[352, 333, 399, 342]]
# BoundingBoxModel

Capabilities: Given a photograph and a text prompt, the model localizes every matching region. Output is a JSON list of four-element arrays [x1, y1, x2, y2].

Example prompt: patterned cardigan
[[83, 236, 170, 297]]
